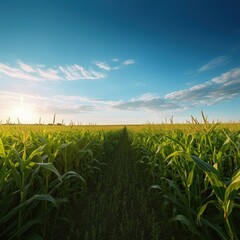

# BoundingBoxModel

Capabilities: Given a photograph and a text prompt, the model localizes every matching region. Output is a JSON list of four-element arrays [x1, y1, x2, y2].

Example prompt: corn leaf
[[37, 163, 62, 182]]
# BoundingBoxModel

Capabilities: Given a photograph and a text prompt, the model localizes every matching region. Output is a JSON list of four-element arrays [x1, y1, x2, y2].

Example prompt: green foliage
[[0, 120, 239, 239], [0, 127, 112, 239], [131, 119, 240, 239]]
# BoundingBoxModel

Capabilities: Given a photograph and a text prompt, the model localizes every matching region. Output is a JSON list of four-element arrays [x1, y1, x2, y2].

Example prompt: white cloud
[[0, 90, 47, 101], [17, 61, 35, 73], [165, 67, 240, 106], [113, 67, 240, 112], [53, 94, 116, 106], [112, 93, 180, 112], [138, 93, 159, 101], [0, 63, 42, 81], [212, 67, 240, 83], [94, 59, 135, 71], [0, 60, 106, 81], [0, 91, 100, 122], [1, 66, 239, 123], [40, 104, 94, 114], [122, 59, 135, 65], [199, 56, 230, 72], [59, 64, 106, 80], [50, 67, 240, 113], [3, 60, 238, 121], [37, 68, 62, 80], [94, 61, 111, 71]]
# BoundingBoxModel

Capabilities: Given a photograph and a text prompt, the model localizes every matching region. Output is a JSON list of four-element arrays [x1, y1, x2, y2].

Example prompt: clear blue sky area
[[0, 0, 240, 124]]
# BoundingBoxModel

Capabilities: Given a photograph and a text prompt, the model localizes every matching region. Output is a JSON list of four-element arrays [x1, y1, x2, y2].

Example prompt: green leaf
[[0, 139, 6, 157], [28, 145, 45, 160], [200, 217, 228, 240], [79, 149, 93, 158], [62, 171, 85, 183], [59, 142, 72, 150], [192, 155, 225, 202], [187, 165, 195, 188], [174, 214, 190, 226], [192, 155, 218, 175], [0, 162, 7, 186], [224, 170, 240, 218], [165, 136, 186, 151], [0, 194, 57, 223], [173, 214, 199, 235], [37, 163, 62, 182], [162, 178, 188, 208], [197, 200, 218, 224], [165, 151, 189, 161], [150, 185, 162, 190]]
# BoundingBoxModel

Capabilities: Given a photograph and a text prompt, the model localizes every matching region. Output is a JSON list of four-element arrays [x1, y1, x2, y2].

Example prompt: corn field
[[131, 119, 240, 240], [0, 120, 240, 239]]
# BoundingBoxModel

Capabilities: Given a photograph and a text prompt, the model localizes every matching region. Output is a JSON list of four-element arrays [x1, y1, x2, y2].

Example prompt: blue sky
[[0, 0, 240, 124]]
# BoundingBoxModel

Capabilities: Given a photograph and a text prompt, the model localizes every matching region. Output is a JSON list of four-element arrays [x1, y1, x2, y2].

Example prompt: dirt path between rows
[[73, 128, 162, 240]]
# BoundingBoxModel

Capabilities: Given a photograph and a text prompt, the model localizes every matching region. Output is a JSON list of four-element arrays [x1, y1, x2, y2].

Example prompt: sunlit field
[[0, 116, 240, 240], [1, 0, 240, 239]]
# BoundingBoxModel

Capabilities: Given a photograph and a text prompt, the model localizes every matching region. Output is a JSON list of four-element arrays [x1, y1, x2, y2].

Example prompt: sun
[[11, 103, 35, 124]]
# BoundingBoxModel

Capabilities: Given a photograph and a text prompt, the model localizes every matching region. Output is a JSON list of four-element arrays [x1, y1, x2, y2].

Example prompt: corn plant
[[0, 127, 109, 239], [192, 155, 240, 240], [131, 118, 240, 239]]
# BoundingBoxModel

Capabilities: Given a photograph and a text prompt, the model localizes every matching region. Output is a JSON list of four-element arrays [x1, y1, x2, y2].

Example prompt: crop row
[[1, 122, 240, 240], [130, 122, 240, 239], [0, 128, 122, 240]]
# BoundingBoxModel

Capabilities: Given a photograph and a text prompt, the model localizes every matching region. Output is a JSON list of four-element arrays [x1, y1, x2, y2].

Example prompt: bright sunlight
[[12, 105, 34, 123], [10, 97, 35, 124]]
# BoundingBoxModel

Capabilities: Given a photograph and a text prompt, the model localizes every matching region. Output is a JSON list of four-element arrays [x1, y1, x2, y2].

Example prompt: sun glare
[[10, 101, 35, 124]]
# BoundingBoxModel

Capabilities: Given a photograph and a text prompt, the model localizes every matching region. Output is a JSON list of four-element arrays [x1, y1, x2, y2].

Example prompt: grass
[[0, 120, 240, 239]]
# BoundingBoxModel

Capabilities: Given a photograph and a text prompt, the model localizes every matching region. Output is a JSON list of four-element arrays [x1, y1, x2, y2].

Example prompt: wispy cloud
[[113, 67, 240, 112], [112, 93, 181, 112], [0, 61, 107, 81], [94, 61, 111, 71], [42, 67, 240, 113], [211, 67, 240, 83], [17, 60, 35, 73], [165, 67, 240, 105], [53, 95, 117, 106], [37, 68, 62, 80], [59, 65, 106, 80], [112, 58, 119, 62], [0, 58, 135, 82], [0, 63, 42, 81], [113, 99, 180, 112], [0, 66, 239, 124], [122, 59, 135, 65], [2, 66, 238, 120], [0, 91, 101, 121], [94, 58, 135, 71], [40, 104, 94, 115], [199, 56, 230, 72]]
